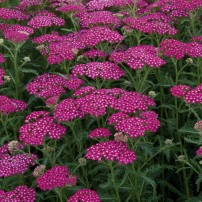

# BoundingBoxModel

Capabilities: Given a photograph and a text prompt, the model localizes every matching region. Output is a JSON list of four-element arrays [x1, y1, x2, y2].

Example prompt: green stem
[[108, 162, 121, 202]]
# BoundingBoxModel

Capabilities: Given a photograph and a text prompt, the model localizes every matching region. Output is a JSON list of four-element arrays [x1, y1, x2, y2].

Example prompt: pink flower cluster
[[79, 26, 123, 46], [3, 25, 34, 43], [0, 143, 37, 177], [47, 42, 77, 64], [0, 186, 36, 202], [192, 36, 202, 43], [54, 98, 83, 122], [19, 111, 66, 145], [17, 0, 43, 8], [110, 45, 166, 70], [142, 0, 202, 18], [86, 140, 136, 164], [68, 189, 101, 202], [73, 86, 96, 97], [72, 62, 125, 80], [194, 120, 202, 131], [86, 0, 134, 11], [113, 111, 160, 138], [113, 91, 155, 113], [123, 13, 177, 35], [171, 84, 202, 104], [160, 39, 202, 59], [57, 4, 85, 13], [76, 11, 121, 28], [89, 128, 112, 139], [26, 73, 82, 105], [170, 85, 191, 98], [0, 95, 27, 114], [28, 14, 65, 29], [0, 8, 30, 20], [36, 166, 77, 190], [196, 147, 202, 156], [32, 32, 64, 44], [184, 84, 202, 104]]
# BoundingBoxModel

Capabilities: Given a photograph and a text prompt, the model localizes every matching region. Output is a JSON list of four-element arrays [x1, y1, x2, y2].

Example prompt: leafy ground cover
[[0, 0, 202, 201]]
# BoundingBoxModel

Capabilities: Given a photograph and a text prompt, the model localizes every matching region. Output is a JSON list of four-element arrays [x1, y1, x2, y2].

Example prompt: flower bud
[[33, 165, 46, 177], [3, 75, 11, 82], [0, 39, 4, 45], [186, 58, 193, 64], [114, 132, 128, 143], [148, 91, 157, 98], [8, 140, 20, 152], [78, 158, 87, 166], [23, 56, 31, 62], [177, 155, 185, 162], [165, 139, 173, 147], [36, 44, 45, 51]]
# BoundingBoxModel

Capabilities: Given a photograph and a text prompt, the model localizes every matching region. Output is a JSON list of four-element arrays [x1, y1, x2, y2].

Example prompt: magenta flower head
[[184, 84, 202, 104], [66, 75, 84, 90], [67, 189, 101, 202], [0, 68, 5, 86], [72, 62, 125, 80], [89, 128, 112, 139], [113, 111, 160, 138], [73, 86, 96, 97], [160, 39, 188, 60], [0, 8, 30, 21], [196, 146, 202, 156], [26, 73, 70, 105], [113, 91, 155, 113], [36, 166, 77, 190], [0, 143, 37, 177], [28, 14, 65, 29], [170, 85, 191, 98], [86, 0, 134, 11], [47, 41, 77, 64], [3, 25, 34, 43], [75, 10, 121, 28], [0, 186, 36, 202], [110, 45, 166, 70], [79, 26, 123, 47], [56, 4, 86, 13], [54, 98, 83, 122], [86, 140, 136, 165], [194, 120, 202, 131], [0, 95, 27, 114], [19, 110, 66, 145], [192, 36, 202, 43], [32, 32, 63, 44], [186, 42, 202, 58], [123, 13, 177, 35]]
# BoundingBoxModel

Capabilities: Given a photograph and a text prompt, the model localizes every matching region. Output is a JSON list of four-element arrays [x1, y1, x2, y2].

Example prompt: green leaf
[[20, 68, 39, 75]]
